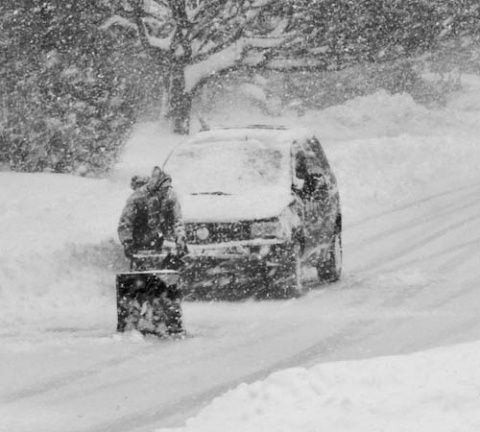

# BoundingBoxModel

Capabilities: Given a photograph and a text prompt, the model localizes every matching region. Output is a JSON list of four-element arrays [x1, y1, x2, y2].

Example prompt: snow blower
[[116, 250, 186, 337]]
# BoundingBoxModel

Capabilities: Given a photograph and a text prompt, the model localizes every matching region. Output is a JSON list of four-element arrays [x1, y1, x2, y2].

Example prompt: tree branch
[[130, 0, 152, 52]]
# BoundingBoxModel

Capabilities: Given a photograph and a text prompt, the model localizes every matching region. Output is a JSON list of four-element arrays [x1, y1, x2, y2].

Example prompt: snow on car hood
[[180, 187, 295, 223]]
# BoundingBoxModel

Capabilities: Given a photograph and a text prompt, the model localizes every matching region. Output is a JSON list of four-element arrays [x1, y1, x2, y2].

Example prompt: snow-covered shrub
[[0, 1, 164, 176]]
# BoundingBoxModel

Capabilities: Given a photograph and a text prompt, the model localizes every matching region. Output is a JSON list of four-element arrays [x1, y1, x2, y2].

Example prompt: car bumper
[[188, 238, 287, 261], [181, 239, 291, 298]]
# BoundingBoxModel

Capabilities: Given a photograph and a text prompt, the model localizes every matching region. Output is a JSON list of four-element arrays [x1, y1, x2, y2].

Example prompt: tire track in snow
[[348, 192, 480, 253], [349, 182, 480, 230], [356, 211, 480, 274], [0, 341, 168, 404], [371, 234, 480, 278], [345, 182, 480, 274]]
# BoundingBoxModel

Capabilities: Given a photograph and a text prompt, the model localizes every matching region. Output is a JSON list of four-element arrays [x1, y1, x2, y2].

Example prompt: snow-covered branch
[[185, 41, 246, 92], [143, 0, 170, 18], [243, 36, 291, 49], [185, 35, 288, 92], [147, 33, 174, 50], [265, 57, 328, 71]]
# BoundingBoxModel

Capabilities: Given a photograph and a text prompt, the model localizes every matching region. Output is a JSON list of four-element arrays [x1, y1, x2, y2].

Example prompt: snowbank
[[0, 172, 127, 332], [111, 121, 182, 181], [156, 340, 480, 432]]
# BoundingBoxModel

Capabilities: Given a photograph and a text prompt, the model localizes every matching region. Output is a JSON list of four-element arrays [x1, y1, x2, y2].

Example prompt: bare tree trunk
[[160, 74, 170, 117], [168, 62, 192, 135]]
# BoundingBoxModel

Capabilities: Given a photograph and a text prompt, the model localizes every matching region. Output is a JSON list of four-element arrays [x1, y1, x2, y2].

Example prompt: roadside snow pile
[[329, 130, 480, 219], [440, 73, 480, 114], [0, 172, 128, 332], [112, 121, 182, 181], [306, 89, 478, 142], [0, 172, 121, 255], [311, 86, 480, 220], [157, 341, 480, 432]]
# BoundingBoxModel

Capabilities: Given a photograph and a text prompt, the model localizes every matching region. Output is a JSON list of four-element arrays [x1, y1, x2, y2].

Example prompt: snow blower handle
[[129, 250, 167, 271], [130, 248, 190, 272]]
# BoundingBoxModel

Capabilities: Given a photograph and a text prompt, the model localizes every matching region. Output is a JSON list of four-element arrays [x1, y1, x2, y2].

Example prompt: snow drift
[[156, 341, 480, 432]]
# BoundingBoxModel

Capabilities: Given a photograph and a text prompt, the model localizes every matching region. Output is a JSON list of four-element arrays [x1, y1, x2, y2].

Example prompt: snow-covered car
[[163, 126, 342, 299]]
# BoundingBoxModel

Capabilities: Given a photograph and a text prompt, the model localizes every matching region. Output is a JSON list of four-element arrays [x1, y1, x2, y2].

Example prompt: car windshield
[[164, 139, 291, 195]]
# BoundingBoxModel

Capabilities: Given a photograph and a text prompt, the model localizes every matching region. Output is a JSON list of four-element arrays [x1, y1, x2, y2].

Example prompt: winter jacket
[[118, 167, 185, 250]]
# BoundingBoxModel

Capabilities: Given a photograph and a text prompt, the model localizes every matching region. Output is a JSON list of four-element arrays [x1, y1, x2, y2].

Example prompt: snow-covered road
[[2, 179, 480, 432], [1, 83, 480, 432]]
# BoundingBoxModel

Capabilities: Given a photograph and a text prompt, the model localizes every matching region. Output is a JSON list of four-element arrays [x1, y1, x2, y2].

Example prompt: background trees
[[0, 0, 479, 174], [0, 0, 162, 174], [105, 0, 302, 134]]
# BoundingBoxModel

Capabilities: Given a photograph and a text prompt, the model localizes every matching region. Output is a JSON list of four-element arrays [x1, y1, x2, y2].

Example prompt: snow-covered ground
[[1, 75, 480, 432], [158, 342, 480, 432]]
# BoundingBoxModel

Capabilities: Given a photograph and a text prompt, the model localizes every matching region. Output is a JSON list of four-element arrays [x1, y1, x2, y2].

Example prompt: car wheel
[[317, 229, 342, 283], [261, 241, 303, 299]]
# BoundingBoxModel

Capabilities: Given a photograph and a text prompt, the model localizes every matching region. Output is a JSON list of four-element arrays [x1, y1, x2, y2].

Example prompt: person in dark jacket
[[118, 166, 186, 259], [117, 166, 186, 336]]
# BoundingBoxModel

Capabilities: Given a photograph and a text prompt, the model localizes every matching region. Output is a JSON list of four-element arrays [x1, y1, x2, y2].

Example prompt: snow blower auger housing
[[116, 250, 185, 338]]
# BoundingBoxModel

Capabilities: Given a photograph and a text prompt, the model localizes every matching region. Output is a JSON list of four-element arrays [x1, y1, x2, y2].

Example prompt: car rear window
[[164, 140, 290, 195]]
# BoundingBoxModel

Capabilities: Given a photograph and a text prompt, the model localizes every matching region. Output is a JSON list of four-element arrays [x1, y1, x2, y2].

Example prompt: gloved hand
[[123, 240, 135, 259], [148, 231, 164, 251]]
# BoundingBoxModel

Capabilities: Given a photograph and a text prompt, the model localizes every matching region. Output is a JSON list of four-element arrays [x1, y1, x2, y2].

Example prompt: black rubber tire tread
[[317, 230, 342, 283]]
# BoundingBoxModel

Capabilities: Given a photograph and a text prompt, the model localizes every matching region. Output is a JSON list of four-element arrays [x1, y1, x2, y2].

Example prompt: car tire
[[261, 241, 303, 299], [317, 229, 342, 283]]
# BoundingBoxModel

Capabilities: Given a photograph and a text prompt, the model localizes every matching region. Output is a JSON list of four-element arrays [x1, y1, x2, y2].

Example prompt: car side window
[[291, 141, 306, 194], [308, 137, 331, 172], [292, 139, 324, 198], [293, 140, 316, 177], [298, 138, 326, 198], [294, 149, 308, 180]]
